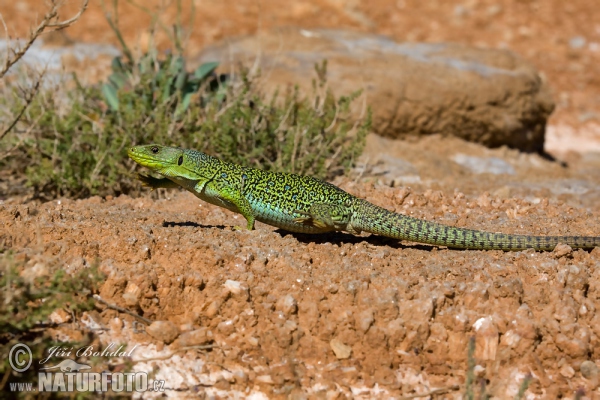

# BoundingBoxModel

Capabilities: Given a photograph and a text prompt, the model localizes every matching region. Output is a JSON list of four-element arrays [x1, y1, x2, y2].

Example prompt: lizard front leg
[[203, 180, 256, 230], [137, 174, 181, 189]]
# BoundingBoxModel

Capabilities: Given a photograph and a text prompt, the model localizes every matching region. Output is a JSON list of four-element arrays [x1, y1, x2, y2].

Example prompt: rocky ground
[[2, 0, 600, 398], [3, 136, 600, 398]]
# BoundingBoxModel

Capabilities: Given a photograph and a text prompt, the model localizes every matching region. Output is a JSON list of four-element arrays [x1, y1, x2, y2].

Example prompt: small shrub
[[0, 0, 370, 200], [0, 252, 104, 394]]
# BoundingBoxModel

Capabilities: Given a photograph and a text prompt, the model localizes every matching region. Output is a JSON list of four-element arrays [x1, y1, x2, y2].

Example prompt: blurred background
[[3, 0, 599, 154]]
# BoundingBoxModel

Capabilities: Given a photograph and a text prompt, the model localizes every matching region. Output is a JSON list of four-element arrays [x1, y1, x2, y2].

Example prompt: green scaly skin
[[128, 144, 600, 251]]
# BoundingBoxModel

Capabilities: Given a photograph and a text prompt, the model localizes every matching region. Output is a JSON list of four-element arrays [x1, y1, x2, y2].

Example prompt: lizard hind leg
[[293, 203, 358, 233]]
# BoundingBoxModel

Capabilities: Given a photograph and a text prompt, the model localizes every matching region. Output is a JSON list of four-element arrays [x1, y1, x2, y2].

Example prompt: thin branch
[[0, 72, 42, 141], [132, 345, 217, 364], [399, 385, 460, 399], [101, 0, 134, 65], [93, 294, 153, 325], [0, 0, 89, 78], [0, 13, 10, 74], [47, 0, 89, 28], [0, 103, 45, 159]]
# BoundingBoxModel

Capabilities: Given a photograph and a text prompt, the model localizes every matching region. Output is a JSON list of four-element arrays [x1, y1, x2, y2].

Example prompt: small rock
[[560, 364, 575, 379], [233, 370, 248, 384], [569, 36, 586, 49], [205, 300, 221, 318], [185, 272, 204, 288], [122, 282, 141, 307], [224, 279, 245, 295], [217, 320, 235, 335], [179, 323, 194, 332], [276, 294, 298, 315], [552, 243, 573, 258], [80, 311, 103, 330], [355, 309, 374, 334], [473, 316, 499, 361], [109, 318, 123, 333], [49, 309, 72, 324], [554, 333, 588, 358], [256, 375, 274, 384], [580, 360, 599, 380], [146, 321, 179, 344], [473, 365, 486, 377], [176, 328, 213, 347], [330, 338, 352, 359], [500, 330, 521, 348]]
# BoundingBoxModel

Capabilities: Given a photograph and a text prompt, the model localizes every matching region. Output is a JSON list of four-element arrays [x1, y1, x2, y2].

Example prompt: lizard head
[[128, 144, 210, 181]]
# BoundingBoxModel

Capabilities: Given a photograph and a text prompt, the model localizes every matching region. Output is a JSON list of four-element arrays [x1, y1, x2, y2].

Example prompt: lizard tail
[[352, 200, 600, 251]]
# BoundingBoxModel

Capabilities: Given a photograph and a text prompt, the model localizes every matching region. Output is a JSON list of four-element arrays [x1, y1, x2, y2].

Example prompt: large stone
[[195, 28, 554, 152]]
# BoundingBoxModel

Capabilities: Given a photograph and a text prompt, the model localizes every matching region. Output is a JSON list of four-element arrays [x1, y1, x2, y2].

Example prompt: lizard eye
[[151, 146, 159, 154], [177, 156, 183, 166]]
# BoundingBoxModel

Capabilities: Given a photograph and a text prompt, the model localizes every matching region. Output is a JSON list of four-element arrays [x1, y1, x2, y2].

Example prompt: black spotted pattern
[[181, 149, 600, 249]]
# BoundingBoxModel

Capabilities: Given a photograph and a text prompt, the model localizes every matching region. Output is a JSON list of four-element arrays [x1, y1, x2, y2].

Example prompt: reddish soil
[[2, 0, 600, 398], [3, 136, 600, 397]]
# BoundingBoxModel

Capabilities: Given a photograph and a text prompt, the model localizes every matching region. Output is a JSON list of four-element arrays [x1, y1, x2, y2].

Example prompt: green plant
[[0, 1, 369, 200], [101, 52, 223, 117], [0, 252, 104, 394]]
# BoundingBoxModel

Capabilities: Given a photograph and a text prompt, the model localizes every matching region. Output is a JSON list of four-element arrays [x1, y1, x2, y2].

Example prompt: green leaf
[[175, 91, 193, 117], [101, 83, 119, 111], [194, 62, 219, 81], [174, 70, 187, 92], [169, 56, 186, 76], [111, 56, 125, 73], [108, 72, 128, 89]]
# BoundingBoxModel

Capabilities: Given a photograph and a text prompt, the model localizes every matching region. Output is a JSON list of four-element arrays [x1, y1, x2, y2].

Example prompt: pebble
[[176, 328, 213, 347], [569, 36, 586, 49], [122, 282, 141, 307], [224, 279, 244, 295], [559, 364, 575, 379], [473, 316, 499, 361], [580, 360, 599, 380], [146, 321, 179, 344], [355, 309, 375, 334], [49, 309, 72, 324], [276, 294, 298, 315], [330, 338, 352, 359]]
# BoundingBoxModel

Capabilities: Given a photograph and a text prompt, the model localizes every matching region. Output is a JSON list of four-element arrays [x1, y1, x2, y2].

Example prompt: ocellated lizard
[[128, 144, 600, 251]]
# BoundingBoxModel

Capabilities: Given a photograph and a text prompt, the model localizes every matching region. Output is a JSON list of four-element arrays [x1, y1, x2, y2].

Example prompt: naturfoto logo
[[7, 343, 164, 393]]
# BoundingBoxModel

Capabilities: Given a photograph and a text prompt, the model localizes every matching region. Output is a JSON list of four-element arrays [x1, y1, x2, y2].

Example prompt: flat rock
[[195, 28, 554, 151]]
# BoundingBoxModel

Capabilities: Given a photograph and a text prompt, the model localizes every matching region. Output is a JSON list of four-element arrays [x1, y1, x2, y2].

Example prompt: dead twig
[[0, 71, 42, 142], [132, 345, 217, 364], [93, 294, 153, 325], [0, 0, 89, 78], [0, 0, 89, 144], [399, 385, 460, 399]]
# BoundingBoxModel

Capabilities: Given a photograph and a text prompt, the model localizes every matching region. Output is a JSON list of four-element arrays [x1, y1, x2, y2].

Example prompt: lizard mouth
[[127, 147, 176, 170], [127, 146, 213, 181]]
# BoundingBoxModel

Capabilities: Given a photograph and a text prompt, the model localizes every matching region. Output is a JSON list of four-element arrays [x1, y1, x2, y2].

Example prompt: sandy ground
[[3, 136, 600, 398], [2, 0, 600, 398]]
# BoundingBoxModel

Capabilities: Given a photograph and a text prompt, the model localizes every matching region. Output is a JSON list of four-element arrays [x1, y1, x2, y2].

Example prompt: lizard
[[127, 144, 600, 251]]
